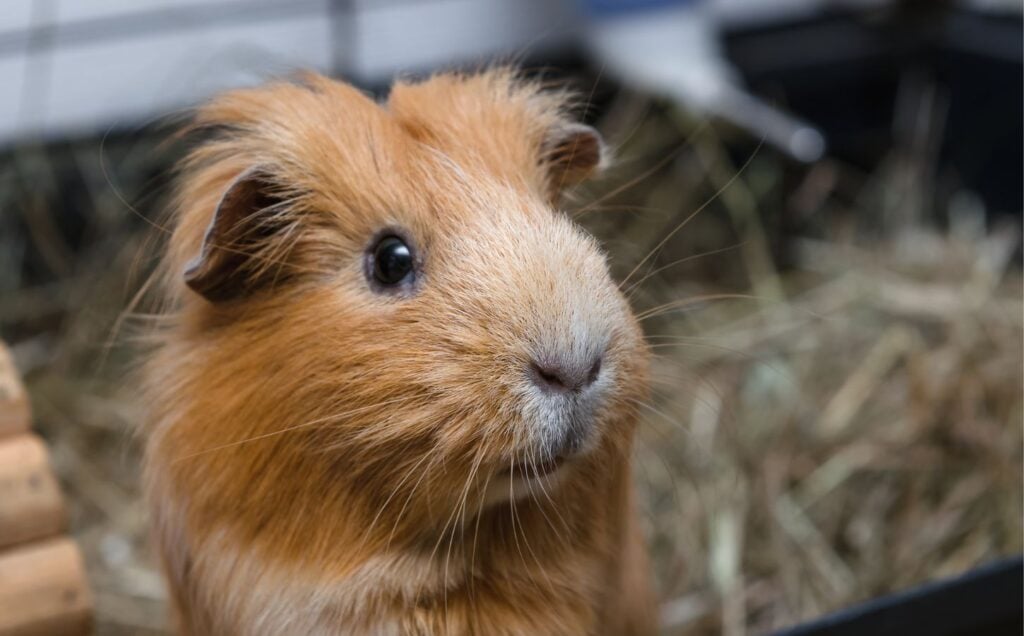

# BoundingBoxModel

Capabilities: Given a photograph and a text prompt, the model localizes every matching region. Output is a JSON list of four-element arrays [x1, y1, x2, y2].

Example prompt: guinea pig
[[142, 68, 655, 635]]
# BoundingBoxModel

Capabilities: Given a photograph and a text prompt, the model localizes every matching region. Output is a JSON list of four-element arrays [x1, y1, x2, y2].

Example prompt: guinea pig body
[[143, 69, 654, 635]]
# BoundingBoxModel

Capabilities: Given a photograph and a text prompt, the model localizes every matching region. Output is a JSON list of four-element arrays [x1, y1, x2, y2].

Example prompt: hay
[[578, 92, 1022, 635], [1, 86, 1020, 635]]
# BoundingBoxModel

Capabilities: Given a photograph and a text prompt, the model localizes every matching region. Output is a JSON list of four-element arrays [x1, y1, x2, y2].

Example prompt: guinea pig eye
[[370, 235, 414, 287]]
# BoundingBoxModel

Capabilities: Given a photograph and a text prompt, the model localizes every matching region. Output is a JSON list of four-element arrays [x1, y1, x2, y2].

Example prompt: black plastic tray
[[774, 556, 1023, 636]]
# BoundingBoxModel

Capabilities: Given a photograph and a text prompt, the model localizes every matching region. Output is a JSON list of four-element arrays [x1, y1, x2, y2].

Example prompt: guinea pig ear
[[541, 122, 606, 199], [183, 166, 288, 302]]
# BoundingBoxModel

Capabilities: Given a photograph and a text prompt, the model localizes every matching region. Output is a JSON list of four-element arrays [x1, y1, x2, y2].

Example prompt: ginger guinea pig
[[143, 69, 655, 635]]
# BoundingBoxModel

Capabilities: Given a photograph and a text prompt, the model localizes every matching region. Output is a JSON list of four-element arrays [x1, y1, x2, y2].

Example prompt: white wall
[[0, 0, 882, 145], [0, 0, 575, 144]]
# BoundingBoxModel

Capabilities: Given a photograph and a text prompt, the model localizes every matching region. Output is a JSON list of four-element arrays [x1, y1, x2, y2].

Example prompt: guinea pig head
[[151, 70, 650, 557]]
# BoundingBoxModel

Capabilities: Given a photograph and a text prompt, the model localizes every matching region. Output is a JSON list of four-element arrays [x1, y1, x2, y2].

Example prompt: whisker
[[506, 456, 532, 583], [513, 447, 561, 600], [468, 439, 497, 607], [525, 443, 572, 543], [354, 451, 434, 556], [630, 398, 708, 539], [100, 128, 174, 237], [636, 293, 760, 321], [385, 448, 443, 553], [171, 395, 415, 462], [573, 120, 712, 219], [619, 137, 766, 290], [96, 264, 162, 375], [623, 241, 747, 297], [443, 438, 491, 628], [646, 338, 793, 382]]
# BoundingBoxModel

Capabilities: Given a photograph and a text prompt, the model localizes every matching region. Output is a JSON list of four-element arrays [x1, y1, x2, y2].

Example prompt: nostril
[[529, 361, 572, 394], [585, 357, 602, 386], [528, 355, 603, 394]]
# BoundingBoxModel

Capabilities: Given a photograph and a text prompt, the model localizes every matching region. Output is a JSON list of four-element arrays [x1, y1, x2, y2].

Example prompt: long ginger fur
[[143, 69, 655, 635]]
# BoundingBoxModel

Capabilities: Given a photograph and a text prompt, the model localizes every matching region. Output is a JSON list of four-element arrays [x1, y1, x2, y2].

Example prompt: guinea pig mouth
[[482, 455, 571, 506]]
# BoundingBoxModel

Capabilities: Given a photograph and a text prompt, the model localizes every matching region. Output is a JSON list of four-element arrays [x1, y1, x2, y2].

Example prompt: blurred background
[[0, 0, 1021, 634]]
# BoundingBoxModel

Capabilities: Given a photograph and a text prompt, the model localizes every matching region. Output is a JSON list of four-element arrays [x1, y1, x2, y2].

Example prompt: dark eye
[[371, 235, 414, 287]]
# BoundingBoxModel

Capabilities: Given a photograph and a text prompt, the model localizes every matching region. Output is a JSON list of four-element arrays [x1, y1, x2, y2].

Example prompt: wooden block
[[0, 435, 66, 550], [0, 343, 31, 438], [0, 538, 92, 636]]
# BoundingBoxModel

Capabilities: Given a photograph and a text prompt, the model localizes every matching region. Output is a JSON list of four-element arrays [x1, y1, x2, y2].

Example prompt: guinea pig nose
[[528, 356, 602, 395]]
